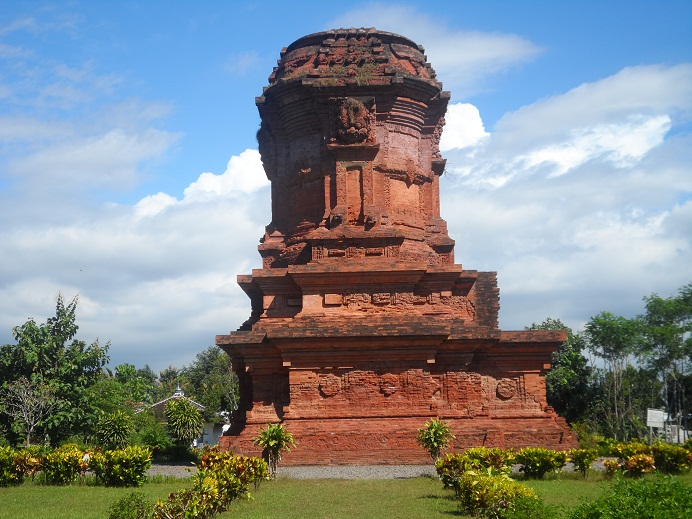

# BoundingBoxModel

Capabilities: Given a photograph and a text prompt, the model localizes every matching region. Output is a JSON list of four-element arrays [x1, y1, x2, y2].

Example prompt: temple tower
[[217, 29, 576, 464]]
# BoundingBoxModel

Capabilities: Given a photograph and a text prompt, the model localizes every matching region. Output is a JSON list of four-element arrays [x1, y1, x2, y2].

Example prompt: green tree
[[0, 377, 61, 446], [164, 398, 203, 447], [527, 318, 593, 425], [584, 312, 645, 440], [0, 294, 109, 444], [179, 346, 239, 423], [640, 283, 691, 435]]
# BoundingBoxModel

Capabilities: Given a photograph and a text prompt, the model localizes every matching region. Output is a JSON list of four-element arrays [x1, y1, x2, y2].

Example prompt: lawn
[[1, 472, 690, 519]]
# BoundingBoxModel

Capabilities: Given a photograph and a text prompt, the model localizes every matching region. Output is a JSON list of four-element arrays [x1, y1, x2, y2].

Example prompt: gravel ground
[[147, 459, 613, 480]]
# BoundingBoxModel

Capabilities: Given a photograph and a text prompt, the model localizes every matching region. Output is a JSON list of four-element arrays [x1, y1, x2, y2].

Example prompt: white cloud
[[440, 64, 692, 331], [183, 149, 268, 201], [440, 103, 489, 152], [326, 4, 541, 93]]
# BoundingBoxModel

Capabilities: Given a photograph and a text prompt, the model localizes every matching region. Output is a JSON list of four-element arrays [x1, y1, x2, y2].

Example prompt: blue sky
[[1, 1, 690, 371]]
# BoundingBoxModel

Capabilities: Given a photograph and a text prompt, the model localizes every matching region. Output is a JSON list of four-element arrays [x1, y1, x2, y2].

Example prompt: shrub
[[198, 446, 268, 489], [436, 453, 475, 492], [252, 423, 296, 479], [0, 446, 27, 486], [151, 453, 268, 519], [108, 491, 152, 519], [96, 410, 134, 450], [603, 458, 621, 477], [650, 442, 691, 474], [416, 418, 455, 462], [454, 470, 541, 518], [90, 445, 152, 487], [623, 454, 655, 477], [515, 447, 568, 479], [569, 448, 598, 478], [465, 447, 515, 474], [568, 475, 692, 519], [610, 439, 650, 459], [41, 444, 87, 485]]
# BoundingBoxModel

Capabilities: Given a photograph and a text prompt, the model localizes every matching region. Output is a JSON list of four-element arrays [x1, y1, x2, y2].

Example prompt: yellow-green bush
[[650, 442, 691, 474], [151, 450, 268, 518], [455, 470, 541, 518], [623, 453, 655, 477], [514, 447, 568, 479], [41, 444, 87, 485], [569, 448, 598, 478], [90, 445, 152, 487]]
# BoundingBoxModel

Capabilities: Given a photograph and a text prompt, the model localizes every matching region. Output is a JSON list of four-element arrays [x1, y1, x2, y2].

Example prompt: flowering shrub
[[90, 445, 152, 487], [515, 447, 568, 479]]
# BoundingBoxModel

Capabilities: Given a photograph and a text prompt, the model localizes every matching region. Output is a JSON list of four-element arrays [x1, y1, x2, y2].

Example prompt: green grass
[[1, 472, 690, 519], [0, 479, 188, 519]]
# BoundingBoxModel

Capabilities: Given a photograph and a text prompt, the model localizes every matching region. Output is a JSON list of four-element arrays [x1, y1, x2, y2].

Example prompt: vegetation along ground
[[1, 472, 690, 519]]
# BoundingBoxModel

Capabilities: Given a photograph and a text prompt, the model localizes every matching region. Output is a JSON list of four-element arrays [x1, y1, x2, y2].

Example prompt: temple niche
[[217, 28, 577, 464]]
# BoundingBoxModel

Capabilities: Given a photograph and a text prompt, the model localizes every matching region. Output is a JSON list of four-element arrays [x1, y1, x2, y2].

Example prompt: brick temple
[[217, 29, 577, 464]]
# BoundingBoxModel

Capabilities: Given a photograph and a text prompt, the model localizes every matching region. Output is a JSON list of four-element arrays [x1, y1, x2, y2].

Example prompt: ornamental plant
[[416, 418, 455, 462], [96, 410, 134, 450], [252, 423, 296, 479], [455, 469, 543, 519], [650, 442, 691, 474], [164, 398, 204, 447], [569, 448, 598, 478], [0, 446, 25, 486], [90, 445, 152, 487], [515, 447, 568, 479], [464, 447, 515, 475], [623, 453, 655, 477], [151, 452, 268, 518], [41, 443, 88, 485]]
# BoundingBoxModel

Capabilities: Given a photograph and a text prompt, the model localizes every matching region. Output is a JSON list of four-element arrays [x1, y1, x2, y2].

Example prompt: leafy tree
[[639, 283, 691, 434], [179, 346, 239, 423], [0, 377, 61, 446], [527, 318, 593, 424], [164, 398, 203, 447], [253, 423, 296, 478], [0, 294, 109, 444], [115, 363, 155, 404]]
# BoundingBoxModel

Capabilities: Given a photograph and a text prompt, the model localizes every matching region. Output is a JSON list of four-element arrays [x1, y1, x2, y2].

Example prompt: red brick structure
[[217, 29, 577, 464]]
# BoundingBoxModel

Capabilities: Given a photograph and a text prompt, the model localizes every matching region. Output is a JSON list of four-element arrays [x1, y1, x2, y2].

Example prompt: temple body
[[217, 29, 576, 464]]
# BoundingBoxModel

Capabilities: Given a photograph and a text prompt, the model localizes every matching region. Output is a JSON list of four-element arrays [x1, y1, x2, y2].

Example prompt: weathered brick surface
[[216, 29, 576, 465]]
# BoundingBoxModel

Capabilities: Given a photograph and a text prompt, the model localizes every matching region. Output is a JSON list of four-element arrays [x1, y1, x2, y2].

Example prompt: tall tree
[[179, 346, 239, 423], [527, 318, 593, 425], [0, 294, 109, 444], [584, 312, 643, 440], [640, 283, 692, 434]]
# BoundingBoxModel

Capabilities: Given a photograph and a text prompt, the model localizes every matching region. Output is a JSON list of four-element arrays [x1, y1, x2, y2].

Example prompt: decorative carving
[[332, 97, 375, 144], [319, 374, 341, 397], [496, 379, 517, 400]]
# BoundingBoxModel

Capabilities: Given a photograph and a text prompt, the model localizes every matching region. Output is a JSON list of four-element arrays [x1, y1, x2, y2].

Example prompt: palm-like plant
[[164, 399, 203, 447], [252, 423, 297, 478], [416, 418, 454, 462]]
